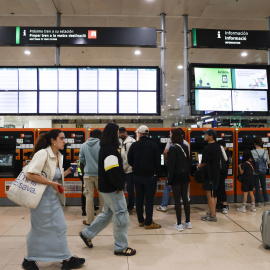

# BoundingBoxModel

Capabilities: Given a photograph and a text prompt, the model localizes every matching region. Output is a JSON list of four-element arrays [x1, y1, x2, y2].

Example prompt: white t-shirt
[[165, 138, 190, 154]]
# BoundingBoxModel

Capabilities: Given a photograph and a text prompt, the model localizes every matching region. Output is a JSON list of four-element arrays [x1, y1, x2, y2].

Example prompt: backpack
[[254, 149, 267, 174]]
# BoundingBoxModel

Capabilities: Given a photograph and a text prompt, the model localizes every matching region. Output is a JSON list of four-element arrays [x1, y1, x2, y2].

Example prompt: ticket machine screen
[[0, 153, 13, 167]]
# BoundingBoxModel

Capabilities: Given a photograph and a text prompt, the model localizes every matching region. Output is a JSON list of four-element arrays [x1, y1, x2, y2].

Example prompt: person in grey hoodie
[[79, 129, 103, 226]]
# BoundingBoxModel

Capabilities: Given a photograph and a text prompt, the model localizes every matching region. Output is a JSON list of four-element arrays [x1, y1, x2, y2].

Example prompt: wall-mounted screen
[[59, 68, 77, 90], [19, 68, 37, 90], [78, 68, 98, 90], [119, 69, 138, 90], [0, 92, 18, 113], [194, 68, 232, 89], [138, 92, 157, 113], [39, 68, 58, 90], [39, 92, 58, 113], [138, 69, 157, 90], [232, 90, 268, 111], [59, 92, 77, 113], [98, 69, 117, 90], [195, 89, 232, 111], [232, 69, 268, 89], [19, 92, 37, 113], [79, 92, 97, 113], [119, 92, 137, 113], [0, 68, 18, 90], [99, 92, 117, 113]]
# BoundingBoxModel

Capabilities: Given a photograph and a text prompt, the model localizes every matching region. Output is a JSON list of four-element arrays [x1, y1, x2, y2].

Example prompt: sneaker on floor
[[156, 206, 167, 212], [222, 206, 229, 214], [182, 221, 192, 229], [174, 223, 183, 231], [264, 201, 269, 206], [206, 210, 211, 216], [237, 207, 246, 213], [256, 203, 261, 208], [61, 256, 85, 269], [114, 247, 136, 256], [79, 231, 93, 248], [201, 215, 217, 222], [250, 206, 256, 212], [128, 208, 136, 215], [22, 258, 39, 270], [145, 221, 161, 229], [82, 220, 90, 226]]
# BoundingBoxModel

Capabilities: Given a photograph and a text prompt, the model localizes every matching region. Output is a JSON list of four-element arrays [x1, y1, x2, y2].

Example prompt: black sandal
[[22, 258, 39, 270], [114, 247, 136, 256], [79, 231, 93, 248], [61, 256, 85, 269]]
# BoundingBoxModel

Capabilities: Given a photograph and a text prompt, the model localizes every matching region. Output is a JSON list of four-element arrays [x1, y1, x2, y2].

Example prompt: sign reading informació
[[192, 28, 270, 50], [0, 27, 157, 47]]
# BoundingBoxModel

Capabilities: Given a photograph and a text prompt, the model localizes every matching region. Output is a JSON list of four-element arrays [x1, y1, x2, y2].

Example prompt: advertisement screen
[[232, 69, 268, 89], [232, 90, 268, 111], [194, 67, 232, 89], [195, 89, 232, 111]]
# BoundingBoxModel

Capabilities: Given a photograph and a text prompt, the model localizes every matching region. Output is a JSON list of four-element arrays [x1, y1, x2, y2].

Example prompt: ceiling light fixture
[[24, 50, 31, 55], [134, 50, 141, 55], [241, 52, 248, 57], [177, 65, 183, 69]]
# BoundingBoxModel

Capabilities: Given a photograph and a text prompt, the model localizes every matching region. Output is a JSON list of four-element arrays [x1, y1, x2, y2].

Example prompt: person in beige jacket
[[119, 127, 136, 215]]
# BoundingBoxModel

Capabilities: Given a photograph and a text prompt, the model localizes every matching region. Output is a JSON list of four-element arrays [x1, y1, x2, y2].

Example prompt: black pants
[[172, 182, 190, 225], [79, 173, 86, 212], [134, 175, 157, 226], [216, 172, 227, 204], [126, 173, 135, 211]]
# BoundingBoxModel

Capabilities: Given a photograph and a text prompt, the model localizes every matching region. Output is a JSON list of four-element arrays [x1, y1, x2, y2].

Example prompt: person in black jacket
[[167, 128, 191, 231], [128, 125, 162, 229], [79, 123, 136, 256]]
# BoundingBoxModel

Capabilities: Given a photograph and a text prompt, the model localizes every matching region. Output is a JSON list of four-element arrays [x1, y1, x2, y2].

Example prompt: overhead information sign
[[0, 27, 157, 47], [192, 28, 270, 50]]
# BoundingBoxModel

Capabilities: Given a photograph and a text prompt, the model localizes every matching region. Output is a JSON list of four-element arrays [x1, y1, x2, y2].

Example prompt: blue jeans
[[161, 179, 171, 207], [82, 191, 129, 252], [126, 173, 135, 210], [254, 174, 269, 203], [134, 175, 157, 226]]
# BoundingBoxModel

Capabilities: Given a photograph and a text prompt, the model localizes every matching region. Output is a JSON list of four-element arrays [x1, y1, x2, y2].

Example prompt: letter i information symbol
[[217, 31, 221, 39]]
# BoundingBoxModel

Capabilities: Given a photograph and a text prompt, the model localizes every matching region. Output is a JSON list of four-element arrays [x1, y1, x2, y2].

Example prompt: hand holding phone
[[58, 185, 64, 194]]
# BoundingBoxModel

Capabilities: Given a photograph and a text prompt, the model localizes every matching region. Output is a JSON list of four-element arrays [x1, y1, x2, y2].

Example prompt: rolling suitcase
[[261, 209, 270, 249]]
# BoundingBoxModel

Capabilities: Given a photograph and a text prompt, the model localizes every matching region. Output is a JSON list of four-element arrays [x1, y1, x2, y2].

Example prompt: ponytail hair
[[30, 129, 63, 159]]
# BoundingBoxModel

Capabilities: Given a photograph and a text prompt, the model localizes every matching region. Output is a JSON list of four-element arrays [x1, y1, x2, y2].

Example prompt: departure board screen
[[78, 68, 98, 90], [0, 92, 18, 113], [19, 92, 37, 113], [39, 92, 58, 113], [59, 68, 77, 90], [98, 69, 117, 90], [39, 68, 58, 90], [138, 69, 157, 90], [119, 69, 138, 90], [0, 68, 18, 90], [19, 68, 37, 90]]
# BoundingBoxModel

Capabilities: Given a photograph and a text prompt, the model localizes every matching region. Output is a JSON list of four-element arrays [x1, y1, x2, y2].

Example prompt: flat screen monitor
[[232, 90, 268, 112], [119, 69, 138, 90], [78, 68, 98, 90], [19, 92, 37, 113], [39, 68, 58, 90], [0, 153, 13, 167], [0, 68, 18, 90], [119, 92, 137, 113], [59, 68, 77, 90], [232, 69, 268, 89], [58, 92, 77, 113], [39, 92, 58, 113], [138, 92, 157, 113], [79, 91, 97, 113], [98, 92, 117, 113], [0, 92, 18, 113], [98, 69, 117, 90], [194, 67, 232, 89], [19, 68, 37, 90], [138, 69, 157, 90], [195, 89, 232, 111]]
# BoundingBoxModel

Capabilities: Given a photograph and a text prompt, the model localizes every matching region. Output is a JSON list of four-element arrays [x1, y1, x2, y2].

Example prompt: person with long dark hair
[[22, 129, 85, 270], [167, 128, 191, 231], [79, 123, 136, 256]]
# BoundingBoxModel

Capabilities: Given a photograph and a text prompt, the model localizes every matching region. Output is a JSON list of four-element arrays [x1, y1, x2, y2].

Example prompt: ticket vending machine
[[236, 128, 270, 202], [37, 128, 87, 205], [0, 128, 36, 205], [189, 128, 235, 204]]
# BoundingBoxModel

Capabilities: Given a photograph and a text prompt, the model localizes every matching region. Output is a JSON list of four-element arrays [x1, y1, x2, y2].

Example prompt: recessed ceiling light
[[24, 50, 31, 55], [168, 104, 171, 106], [171, 95, 175, 97], [177, 65, 183, 69], [165, 84, 168, 86], [177, 98, 180, 101], [241, 52, 248, 57], [170, 114, 172, 115], [162, 109, 164, 111], [134, 50, 141, 55]]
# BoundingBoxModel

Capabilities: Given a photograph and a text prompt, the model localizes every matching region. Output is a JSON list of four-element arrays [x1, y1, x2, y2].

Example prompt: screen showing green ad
[[194, 68, 232, 89]]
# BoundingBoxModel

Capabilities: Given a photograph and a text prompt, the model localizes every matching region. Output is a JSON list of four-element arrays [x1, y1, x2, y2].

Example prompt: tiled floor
[[0, 203, 269, 270]]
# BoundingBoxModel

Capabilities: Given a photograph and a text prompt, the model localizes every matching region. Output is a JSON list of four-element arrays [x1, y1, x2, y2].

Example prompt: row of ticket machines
[[1, 127, 270, 205]]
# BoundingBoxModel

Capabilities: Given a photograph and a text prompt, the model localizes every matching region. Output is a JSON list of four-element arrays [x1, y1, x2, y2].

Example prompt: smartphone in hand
[[58, 185, 64, 194]]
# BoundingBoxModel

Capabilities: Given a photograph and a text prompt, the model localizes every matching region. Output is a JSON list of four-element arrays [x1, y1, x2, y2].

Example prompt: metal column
[[160, 13, 166, 106], [267, 17, 270, 65], [55, 12, 61, 66], [183, 14, 189, 111]]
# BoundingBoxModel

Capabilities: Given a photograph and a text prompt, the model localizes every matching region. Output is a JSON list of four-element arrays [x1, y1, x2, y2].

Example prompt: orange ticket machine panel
[[0, 129, 36, 203], [189, 128, 235, 203], [236, 128, 270, 201]]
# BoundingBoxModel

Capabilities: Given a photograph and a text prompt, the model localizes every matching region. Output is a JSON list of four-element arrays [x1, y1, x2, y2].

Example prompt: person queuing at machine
[[79, 123, 136, 256], [197, 129, 223, 222], [119, 127, 136, 215], [216, 140, 230, 214], [167, 128, 191, 231], [128, 125, 162, 229], [237, 150, 256, 213], [23, 129, 85, 270], [156, 128, 190, 212], [251, 136, 269, 207], [79, 129, 104, 226]]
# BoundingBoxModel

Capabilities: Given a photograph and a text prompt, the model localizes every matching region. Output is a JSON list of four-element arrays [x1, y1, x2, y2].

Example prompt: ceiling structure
[[1, 0, 270, 126]]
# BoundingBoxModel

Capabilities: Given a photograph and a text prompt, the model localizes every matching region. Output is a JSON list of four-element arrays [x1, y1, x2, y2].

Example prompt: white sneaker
[[250, 206, 256, 212], [222, 206, 229, 214], [156, 206, 167, 212], [256, 203, 261, 208], [182, 221, 192, 229], [174, 223, 183, 231], [237, 207, 246, 213]]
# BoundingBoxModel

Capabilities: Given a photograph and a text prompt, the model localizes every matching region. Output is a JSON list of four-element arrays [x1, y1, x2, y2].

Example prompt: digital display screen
[[232, 90, 268, 111], [119, 92, 137, 113], [0, 92, 18, 113], [19, 92, 37, 113], [59, 68, 77, 90], [39, 92, 58, 113], [0, 68, 18, 90], [59, 92, 77, 113], [195, 89, 232, 111], [79, 92, 97, 113], [98, 92, 117, 113], [19, 68, 37, 90], [98, 69, 117, 90], [78, 68, 98, 90], [198, 154, 202, 164], [161, 154, 164, 166], [0, 153, 13, 167], [39, 68, 58, 90], [194, 67, 232, 89], [119, 69, 137, 90], [232, 69, 268, 89], [138, 92, 157, 113], [138, 69, 157, 90]]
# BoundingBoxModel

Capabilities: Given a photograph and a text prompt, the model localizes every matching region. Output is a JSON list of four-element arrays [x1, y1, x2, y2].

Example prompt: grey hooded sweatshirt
[[79, 137, 100, 176]]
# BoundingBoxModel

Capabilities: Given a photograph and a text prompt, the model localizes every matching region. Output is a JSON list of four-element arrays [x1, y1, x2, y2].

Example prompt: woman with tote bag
[[22, 129, 85, 270]]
